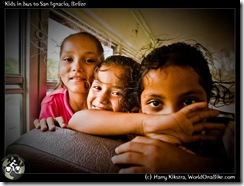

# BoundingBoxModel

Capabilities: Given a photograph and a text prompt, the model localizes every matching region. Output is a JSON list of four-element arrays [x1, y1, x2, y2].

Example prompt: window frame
[[5, 8, 123, 133], [5, 9, 27, 134]]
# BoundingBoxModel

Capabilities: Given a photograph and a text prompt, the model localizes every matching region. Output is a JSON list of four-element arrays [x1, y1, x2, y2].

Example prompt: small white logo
[[2, 154, 25, 180]]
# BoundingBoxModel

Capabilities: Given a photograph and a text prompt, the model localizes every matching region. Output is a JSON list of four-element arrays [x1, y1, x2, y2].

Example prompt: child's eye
[[85, 59, 96, 63], [148, 100, 161, 107], [183, 98, 197, 106], [92, 85, 101, 90], [63, 57, 72, 62], [112, 91, 122, 96]]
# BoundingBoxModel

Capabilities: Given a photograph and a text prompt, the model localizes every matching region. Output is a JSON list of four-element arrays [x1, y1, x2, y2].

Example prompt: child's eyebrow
[[143, 93, 164, 99], [143, 88, 205, 99], [61, 50, 96, 55], [179, 89, 205, 98], [112, 86, 124, 90]]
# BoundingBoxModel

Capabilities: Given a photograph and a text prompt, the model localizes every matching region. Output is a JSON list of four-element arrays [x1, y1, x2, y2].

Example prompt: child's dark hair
[[138, 42, 234, 107], [94, 55, 140, 112]]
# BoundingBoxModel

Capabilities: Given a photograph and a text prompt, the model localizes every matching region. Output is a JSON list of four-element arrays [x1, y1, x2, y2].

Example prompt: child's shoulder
[[41, 88, 67, 104]]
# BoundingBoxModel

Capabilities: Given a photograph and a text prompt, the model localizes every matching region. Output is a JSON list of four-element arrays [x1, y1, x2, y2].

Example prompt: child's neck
[[68, 91, 88, 112]]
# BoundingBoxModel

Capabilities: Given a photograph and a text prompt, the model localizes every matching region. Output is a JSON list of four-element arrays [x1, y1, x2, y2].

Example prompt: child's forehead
[[62, 36, 97, 50], [145, 65, 195, 75], [95, 64, 126, 79], [141, 66, 206, 98], [94, 70, 126, 88], [143, 66, 199, 83], [99, 63, 126, 72]]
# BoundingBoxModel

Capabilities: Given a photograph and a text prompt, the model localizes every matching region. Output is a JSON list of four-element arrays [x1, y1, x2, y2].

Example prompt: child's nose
[[98, 91, 110, 105], [72, 60, 83, 72], [162, 105, 179, 114]]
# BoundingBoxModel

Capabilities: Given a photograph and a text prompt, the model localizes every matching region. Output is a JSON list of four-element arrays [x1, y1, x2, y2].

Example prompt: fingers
[[191, 121, 225, 143], [34, 118, 55, 131], [33, 119, 41, 129], [189, 110, 220, 123], [34, 117, 67, 132], [180, 102, 220, 123], [112, 138, 152, 173], [131, 135, 158, 144], [40, 118, 48, 132], [146, 133, 182, 145], [114, 136, 172, 157], [55, 116, 67, 128], [114, 136, 160, 155], [180, 102, 207, 116], [193, 122, 225, 132], [111, 151, 148, 173], [112, 151, 143, 165], [114, 139, 145, 155], [46, 117, 56, 131]]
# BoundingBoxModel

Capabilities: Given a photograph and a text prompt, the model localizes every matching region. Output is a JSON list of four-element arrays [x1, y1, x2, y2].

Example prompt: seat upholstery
[[6, 127, 125, 173]]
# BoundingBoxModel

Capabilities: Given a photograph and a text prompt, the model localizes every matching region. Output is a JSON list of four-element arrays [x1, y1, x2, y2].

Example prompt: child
[[69, 55, 140, 140], [86, 55, 140, 113], [69, 54, 224, 145], [111, 42, 235, 173], [33, 32, 104, 131]]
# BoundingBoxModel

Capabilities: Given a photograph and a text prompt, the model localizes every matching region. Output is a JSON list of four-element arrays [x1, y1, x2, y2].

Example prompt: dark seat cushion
[[6, 127, 125, 173]]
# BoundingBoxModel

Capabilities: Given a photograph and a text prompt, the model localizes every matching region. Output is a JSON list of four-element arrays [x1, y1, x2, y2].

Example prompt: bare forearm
[[69, 102, 223, 143], [68, 110, 146, 135]]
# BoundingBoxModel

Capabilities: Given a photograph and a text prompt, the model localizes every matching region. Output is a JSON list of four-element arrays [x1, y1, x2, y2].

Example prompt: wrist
[[136, 113, 147, 135]]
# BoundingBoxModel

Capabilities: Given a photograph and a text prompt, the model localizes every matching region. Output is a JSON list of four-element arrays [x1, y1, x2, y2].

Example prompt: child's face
[[140, 66, 208, 114], [59, 35, 101, 94], [87, 65, 125, 112]]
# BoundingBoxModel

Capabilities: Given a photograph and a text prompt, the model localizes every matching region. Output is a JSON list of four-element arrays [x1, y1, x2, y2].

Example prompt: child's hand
[[111, 136, 226, 173], [33, 116, 67, 132], [111, 136, 198, 173], [142, 102, 225, 144]]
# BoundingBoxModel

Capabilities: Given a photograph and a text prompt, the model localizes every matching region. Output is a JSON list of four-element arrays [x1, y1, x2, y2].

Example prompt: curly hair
[[138, 42, 234, 107], [94, 55, 140, 112]]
